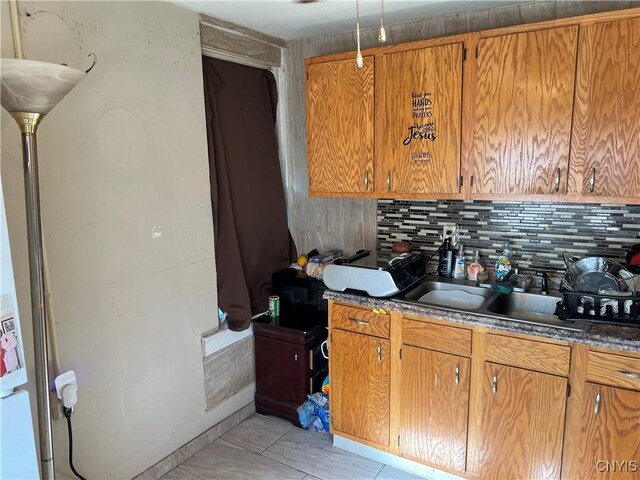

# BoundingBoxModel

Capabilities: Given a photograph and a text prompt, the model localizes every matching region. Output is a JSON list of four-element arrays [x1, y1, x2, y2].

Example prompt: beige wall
[[0, 1, 248, 478], [283, 0, 637, 256]]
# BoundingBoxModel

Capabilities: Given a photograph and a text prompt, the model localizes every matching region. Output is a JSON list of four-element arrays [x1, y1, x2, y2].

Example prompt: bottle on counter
[[438, 237, 453, 278], [495, 240, 513, 281], [467, 250, 484, 281], [452, 244, 466, 279]]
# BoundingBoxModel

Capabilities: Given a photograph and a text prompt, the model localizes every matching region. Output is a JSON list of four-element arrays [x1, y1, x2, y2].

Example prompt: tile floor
[[160, 413, 425, 480]]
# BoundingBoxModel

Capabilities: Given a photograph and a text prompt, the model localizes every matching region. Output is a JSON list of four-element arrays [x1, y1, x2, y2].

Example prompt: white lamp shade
[[1, 58, 85, 115]]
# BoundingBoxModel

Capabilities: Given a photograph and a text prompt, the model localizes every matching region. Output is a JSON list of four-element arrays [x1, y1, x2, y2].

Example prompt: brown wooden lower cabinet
[[477, 362, 568, 479], [330, 328, 390, 448], [399, 345, 470, 472], [327, 300, 639, 479], [575, 383, 640, 480]]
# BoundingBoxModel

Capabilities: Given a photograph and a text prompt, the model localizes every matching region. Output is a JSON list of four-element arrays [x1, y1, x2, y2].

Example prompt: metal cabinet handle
[[455, 364, 460, 385], [492, 374, 498, 395], [594, 391, 601, 415], [618, 370, 640, 380], [348, 317, 369, 325], [554, 167, 561, 192], [309, 350, 314, 371], [364, 170, 369, 190], [589, 167, 596, 193], [376, 341, 382, 364], [294, 353, 298, 361], [386, 171, 391, 192]]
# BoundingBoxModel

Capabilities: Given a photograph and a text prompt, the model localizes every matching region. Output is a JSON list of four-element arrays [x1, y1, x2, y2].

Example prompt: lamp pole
[[11, 111, 56, 479]]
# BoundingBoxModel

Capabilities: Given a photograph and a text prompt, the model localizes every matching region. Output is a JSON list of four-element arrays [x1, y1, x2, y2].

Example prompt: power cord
[[63, 407, 88, 480]]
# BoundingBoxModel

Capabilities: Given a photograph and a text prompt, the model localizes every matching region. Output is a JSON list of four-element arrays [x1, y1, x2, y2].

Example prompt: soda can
[[268, 295, 280, 317]]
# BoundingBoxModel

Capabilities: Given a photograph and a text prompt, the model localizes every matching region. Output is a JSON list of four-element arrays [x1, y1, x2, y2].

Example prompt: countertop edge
[[324, 290, 640, 353]]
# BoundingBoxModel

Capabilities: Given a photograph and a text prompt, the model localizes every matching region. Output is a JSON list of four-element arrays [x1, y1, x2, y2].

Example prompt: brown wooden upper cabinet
[[306, 56, 374, 196], [378, 44, 463, 195], [470, 26, 578, 195], [568, 17, 640, 199], [304, 9, 640, 203]]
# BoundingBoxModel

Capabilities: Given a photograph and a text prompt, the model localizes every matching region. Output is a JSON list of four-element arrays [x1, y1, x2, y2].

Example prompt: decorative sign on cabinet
[[378, 43, 462, 195]]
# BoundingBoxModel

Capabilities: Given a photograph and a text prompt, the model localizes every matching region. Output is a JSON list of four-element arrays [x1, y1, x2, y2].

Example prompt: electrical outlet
[[441, 223, 457, 239], [55, 370, 78, 409]]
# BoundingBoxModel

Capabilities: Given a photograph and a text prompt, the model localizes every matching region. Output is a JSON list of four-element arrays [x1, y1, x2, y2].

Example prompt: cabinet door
[[400, 345, 470, 472], [255, 336, 306, 405], [306, 57, 374, 195], [478, 362, 567, 480], [569, 17, 640, 198], [330, 329, 390, 447], [574, 383, 640, 479], [378, 43, 462, 195], [471, 26, 577, 195]]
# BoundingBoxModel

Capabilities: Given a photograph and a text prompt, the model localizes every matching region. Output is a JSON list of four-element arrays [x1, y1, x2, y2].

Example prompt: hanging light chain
[[355, 0, 363, 68], [379, 0, 387, 44]]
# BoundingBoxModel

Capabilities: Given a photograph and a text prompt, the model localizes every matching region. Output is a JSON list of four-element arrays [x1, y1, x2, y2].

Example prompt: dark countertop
[[324, 290, 640, 353]]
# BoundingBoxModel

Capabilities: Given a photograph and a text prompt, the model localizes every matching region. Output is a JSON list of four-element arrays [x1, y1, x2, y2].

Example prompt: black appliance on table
[[253, 268, 328, 425]]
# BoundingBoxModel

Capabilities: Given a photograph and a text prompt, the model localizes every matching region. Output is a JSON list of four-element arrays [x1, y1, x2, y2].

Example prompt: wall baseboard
[[133, 401, 256, 480], [334, 435, 465, 480]]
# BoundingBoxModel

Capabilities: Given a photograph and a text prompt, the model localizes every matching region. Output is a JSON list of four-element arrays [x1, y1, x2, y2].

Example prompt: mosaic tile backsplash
[[377, 200, 640, 274]]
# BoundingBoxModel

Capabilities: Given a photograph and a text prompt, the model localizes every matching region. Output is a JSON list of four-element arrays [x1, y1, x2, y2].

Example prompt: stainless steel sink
[[484, 292, 568, 326], [485, 291, 560, 318], [401, 280, 493, 310], [397, 277, 590, 331]]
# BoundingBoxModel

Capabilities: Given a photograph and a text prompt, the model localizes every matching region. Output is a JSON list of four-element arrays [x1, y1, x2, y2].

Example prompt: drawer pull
[[618, 370, 640, 380], [589, 167, 596, 193], [386, 171, 391, 192], [455, 364, 460, 385], [554, 167, 561, 192], [309, 350, 313, 371], [348, 317, 370, 326], [594, 391, 601, 416], [376, 341, 382, 364], [492, 374, 498, 395], [294, 353, 298, 361], [364, 170, 369, 190]]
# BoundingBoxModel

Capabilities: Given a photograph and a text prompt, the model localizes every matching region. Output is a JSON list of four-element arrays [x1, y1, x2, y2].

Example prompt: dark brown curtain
[[202, 57, 296, 331]]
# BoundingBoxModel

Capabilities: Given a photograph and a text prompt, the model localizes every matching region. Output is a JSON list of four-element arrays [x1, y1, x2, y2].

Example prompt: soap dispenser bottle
[[452, 244, 466, 279], [495, 240, 513, 281], [467, 250, 484, 281]]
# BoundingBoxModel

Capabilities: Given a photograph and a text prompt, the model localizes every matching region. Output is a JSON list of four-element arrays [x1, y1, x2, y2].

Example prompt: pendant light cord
[[379, 0, 387, 44], [355, 0, 363, 68], [9, 0, 24, 58]]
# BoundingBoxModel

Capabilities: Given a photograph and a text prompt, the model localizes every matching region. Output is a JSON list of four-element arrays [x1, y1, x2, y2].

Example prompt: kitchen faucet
[[536, 271, 550, 295]]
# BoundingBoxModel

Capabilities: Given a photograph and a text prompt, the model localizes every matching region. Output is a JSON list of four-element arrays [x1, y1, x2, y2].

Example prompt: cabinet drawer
[[587, 351, 640, 391], [401, 318, 471, 357], [486, 334, 570, 376], [331, 304, 390, 339]]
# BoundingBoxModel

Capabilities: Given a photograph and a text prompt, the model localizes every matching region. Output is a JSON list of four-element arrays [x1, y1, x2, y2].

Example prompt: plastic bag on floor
[[297, 392, 329, 432]]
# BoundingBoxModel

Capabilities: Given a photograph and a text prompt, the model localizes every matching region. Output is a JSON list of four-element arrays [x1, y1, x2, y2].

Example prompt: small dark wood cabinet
[[253, 312, 328, 425]]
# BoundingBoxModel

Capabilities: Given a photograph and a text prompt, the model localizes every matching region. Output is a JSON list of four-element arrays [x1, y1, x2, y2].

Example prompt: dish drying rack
[[558, 290, 640, 327]]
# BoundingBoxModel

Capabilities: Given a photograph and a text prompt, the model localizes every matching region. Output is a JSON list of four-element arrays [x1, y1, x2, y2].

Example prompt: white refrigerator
[[0, 183, 39, 478]]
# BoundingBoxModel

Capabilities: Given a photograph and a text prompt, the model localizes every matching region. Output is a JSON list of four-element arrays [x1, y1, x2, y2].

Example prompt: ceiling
[[174, 0, 531, 40]]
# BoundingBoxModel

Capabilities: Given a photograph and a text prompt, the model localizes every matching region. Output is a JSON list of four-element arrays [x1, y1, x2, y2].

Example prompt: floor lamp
[[1, 53, 86, 480]]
